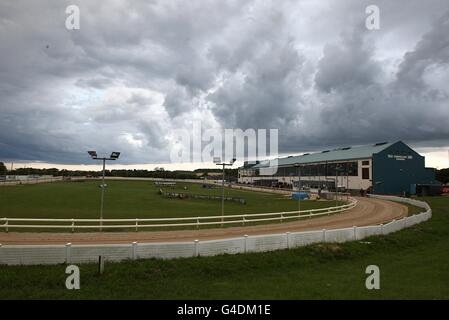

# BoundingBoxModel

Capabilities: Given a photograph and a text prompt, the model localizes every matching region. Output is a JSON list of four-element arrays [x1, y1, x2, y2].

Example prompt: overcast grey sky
[[0, 0, 448, 169]]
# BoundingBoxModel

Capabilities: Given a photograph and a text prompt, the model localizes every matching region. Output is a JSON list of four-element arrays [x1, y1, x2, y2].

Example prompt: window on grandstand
[[362, 168, 370, 180]]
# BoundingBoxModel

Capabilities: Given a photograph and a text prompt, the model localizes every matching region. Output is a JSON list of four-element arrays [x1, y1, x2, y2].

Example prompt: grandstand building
[[238, 141, 437, 195]]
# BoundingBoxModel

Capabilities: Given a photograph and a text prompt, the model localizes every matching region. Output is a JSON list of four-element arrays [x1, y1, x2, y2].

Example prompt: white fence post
[[353, 226, 357, 240], [380, 223, 384, 235], [5, 218, 8, 233], [71, 219, 75, 233], [194, 239, 199, 257], [196, 217, 200, 230], [244, 235, 248, 253], [135, 218, 138, 232], [322, 229, 326, 242], [65, 243, 72, 264], [286, 232, 290, 249], [132, 242, 137, 260]]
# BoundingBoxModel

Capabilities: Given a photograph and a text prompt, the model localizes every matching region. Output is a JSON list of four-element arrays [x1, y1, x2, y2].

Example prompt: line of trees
[[436, 168, 449, 184], [0, 162, 7, 175], [4, 167, 200, 179], [0, 164, 238, 179]]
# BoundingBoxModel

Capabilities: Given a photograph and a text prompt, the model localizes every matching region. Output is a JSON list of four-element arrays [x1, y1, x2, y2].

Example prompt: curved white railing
[[0, 198, 357, 231], [0, 196, 431, 266]]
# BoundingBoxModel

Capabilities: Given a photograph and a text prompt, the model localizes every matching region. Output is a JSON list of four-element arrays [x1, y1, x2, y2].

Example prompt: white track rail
[[0, 196, 431, 266], [1, 198, 357, 231]]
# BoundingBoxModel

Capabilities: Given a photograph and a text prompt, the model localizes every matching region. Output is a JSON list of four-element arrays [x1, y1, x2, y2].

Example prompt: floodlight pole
[[100, 157, 106, 230], [295, 163, 301, 214], [346, 164, 349, 201], [88, 151, 120, 232], [335, 164, 340, 208], [215, 159, 236, 227], [221, 163, 225, 224]]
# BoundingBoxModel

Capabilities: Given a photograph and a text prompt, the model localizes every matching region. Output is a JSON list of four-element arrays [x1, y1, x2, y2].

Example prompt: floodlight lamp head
[[88, 150, 97, 159], [110, 151, 120, 160]]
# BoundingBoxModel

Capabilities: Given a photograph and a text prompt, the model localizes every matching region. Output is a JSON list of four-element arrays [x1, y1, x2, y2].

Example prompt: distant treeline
[[0, 163, 238, 179], [7, 168, 200, 179], [436, 168, 449, 184]]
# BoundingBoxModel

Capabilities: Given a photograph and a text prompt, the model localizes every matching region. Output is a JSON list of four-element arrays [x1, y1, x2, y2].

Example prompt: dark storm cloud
[[305, 10, 449, 152], [0, 0, 448, 165], [395, 11, 449, 89], [315, 28, 381, 93]]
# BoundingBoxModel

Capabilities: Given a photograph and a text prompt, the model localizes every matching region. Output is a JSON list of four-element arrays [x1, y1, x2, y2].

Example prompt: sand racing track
[[0, 197, 408, 245]]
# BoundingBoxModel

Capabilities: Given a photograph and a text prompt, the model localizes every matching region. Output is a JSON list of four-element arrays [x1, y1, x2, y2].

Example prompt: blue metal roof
[[252, 141, 396, 168]]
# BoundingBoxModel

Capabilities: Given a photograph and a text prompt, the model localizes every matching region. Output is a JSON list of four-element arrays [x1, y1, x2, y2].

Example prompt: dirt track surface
[[0, 197, 407, 245]]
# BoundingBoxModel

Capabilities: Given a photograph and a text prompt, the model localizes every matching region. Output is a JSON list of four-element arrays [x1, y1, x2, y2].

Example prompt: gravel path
[[0, 197, 407, 245]]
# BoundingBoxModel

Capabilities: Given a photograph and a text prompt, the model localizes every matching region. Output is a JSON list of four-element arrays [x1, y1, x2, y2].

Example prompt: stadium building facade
[[238, 141, 437, 195]]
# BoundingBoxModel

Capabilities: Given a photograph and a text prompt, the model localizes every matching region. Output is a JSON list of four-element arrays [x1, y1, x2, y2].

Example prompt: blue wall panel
[[372, 141, 435, 194]]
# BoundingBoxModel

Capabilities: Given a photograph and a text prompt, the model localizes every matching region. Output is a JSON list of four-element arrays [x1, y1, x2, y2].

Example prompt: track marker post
[[98, 255, 105, 274], [132, 242, 138, 260], [65, 243, 72, 264], [244, 235, 248, 253], [194, 239, 199, 257]]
